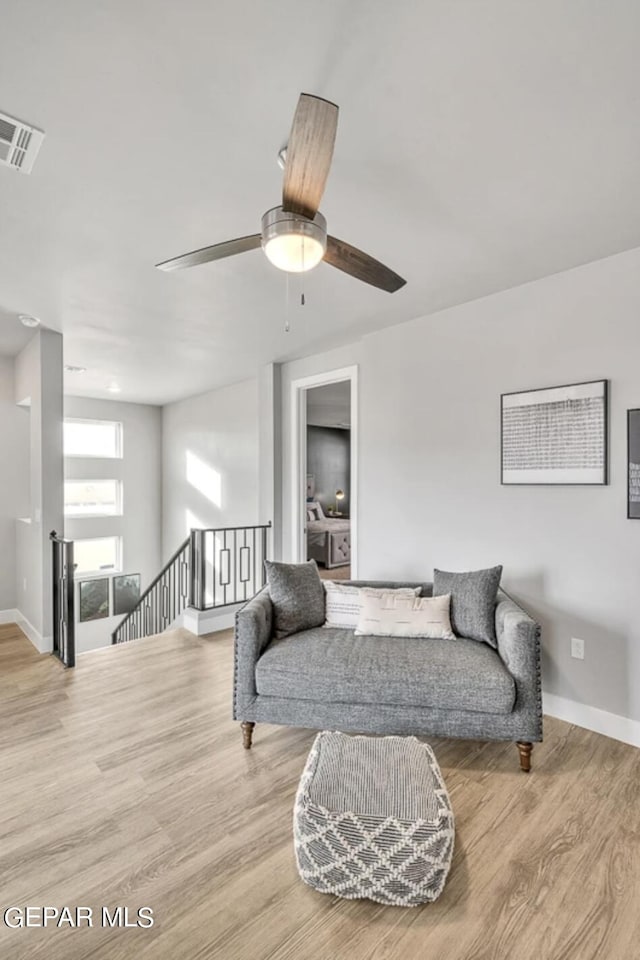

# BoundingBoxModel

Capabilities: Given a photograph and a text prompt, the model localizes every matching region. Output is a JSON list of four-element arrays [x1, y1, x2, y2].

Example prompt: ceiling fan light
[[261, 206, 326, 273], [263, 233, 325, 273]]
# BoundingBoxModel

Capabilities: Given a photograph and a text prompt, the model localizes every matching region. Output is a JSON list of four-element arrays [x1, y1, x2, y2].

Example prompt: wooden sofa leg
[[516, 741, 533, 773], [241, 722, 255, 750]]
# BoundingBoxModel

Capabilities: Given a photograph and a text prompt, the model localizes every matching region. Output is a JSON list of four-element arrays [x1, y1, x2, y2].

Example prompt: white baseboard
[[543, 691, 640, 749], [14, 610, 45, 654], [181, 604, 241, 637]]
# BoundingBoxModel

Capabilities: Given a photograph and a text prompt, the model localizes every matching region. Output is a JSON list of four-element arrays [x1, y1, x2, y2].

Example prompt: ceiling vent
[[0, 111, 45, 174]]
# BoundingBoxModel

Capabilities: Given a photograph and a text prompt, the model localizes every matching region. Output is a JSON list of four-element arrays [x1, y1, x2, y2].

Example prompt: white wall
[[65, 397, 162, 652], [279, 247, 640, 730], [0, 356, 29, 611], [161, 377, 260, 558], [14, 330, 64, 650], [258, 363, 282, 559]]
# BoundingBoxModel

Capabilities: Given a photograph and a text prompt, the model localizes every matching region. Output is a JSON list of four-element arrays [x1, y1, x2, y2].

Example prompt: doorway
[[290, 366, 357, 578]]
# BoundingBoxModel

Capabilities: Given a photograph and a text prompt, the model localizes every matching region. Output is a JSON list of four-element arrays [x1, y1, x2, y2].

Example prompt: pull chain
[[285, 271, 290, 333], [284, 237, 308, 333]]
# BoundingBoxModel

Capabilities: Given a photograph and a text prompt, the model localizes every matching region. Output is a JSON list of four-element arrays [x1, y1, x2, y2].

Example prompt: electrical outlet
[[571, 637, 585, 660]]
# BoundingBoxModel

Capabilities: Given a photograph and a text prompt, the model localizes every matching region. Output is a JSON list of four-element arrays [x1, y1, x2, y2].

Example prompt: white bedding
[[307, 517, 351, 547]]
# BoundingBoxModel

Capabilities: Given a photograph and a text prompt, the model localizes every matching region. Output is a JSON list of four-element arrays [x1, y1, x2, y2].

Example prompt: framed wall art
[[113, 573, 141, 615], [628, 409, 640, 519], [79, 578, 110, 622], [501, 379, 608, 485]]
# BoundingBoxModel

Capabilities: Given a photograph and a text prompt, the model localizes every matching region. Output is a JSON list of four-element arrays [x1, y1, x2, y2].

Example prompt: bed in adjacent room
[[306, 501, 351, 569]]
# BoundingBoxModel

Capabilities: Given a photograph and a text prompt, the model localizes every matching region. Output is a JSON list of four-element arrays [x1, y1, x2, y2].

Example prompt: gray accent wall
[[280, 247, 640, 725], [307, 425, 351, 516]]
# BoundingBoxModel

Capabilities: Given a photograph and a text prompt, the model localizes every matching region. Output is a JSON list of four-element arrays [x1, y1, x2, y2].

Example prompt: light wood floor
[[318, 564, 351, 580], [1, 621, 639, 960]]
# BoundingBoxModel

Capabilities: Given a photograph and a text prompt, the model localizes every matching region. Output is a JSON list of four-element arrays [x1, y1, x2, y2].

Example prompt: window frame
[[64, 478, 123, 519], [63, 418, 123, 459], [73, 535, 123, 578]]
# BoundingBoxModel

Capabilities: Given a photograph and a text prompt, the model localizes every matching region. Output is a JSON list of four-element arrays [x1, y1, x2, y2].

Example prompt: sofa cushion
[[433, 566, 503, 647], [255, 628, 516, 715], [265, 560, 325, 640]]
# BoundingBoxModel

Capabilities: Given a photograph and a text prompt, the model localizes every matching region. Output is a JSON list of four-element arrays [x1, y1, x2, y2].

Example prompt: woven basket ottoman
[[293, 732, 455, 907]]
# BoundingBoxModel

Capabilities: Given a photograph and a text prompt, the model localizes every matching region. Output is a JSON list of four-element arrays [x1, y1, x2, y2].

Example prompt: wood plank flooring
[[318, 565, 351, 581], [1, 621, 639, 960]]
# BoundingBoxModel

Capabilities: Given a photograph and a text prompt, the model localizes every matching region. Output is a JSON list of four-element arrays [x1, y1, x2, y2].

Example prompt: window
[[64, 419, 123, 458], [64, 480, 122, 517], [74, 537, 122, 576]]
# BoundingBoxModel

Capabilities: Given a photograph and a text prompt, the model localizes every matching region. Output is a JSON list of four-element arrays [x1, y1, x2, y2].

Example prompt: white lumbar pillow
[[323, 582, 421, 630], [355, 593, 455, 640]]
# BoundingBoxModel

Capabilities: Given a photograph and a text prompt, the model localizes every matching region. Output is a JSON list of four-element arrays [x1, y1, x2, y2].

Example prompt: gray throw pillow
[[432, 565, 503, 647], [265, 560, 325, 640]]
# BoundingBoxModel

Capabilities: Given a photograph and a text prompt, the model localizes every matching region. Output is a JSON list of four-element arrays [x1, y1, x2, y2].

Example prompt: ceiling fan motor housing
[[261, 206, 327, 272]]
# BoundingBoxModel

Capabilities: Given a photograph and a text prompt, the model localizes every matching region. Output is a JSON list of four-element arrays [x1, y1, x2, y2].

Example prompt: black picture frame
[[628, 409, 640, 519], [501, 379, 609, 486], [78, 578, 110, 622], [113, 573, 141, 615]]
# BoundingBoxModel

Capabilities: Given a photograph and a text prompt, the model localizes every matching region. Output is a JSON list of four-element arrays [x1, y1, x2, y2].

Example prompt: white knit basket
[[293, 732, 455, 907]]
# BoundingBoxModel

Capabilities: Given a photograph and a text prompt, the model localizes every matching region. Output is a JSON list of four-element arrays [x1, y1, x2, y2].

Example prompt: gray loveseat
[[233, 580, 542, 771]]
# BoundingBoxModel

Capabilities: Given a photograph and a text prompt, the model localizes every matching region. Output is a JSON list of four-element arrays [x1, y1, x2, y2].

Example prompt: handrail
[[189, 524, 272, 534], [112, 523, 270, 644], [111, 536, 190, 644], [135, 536, 190, 609], [50, 530, 76, 668]]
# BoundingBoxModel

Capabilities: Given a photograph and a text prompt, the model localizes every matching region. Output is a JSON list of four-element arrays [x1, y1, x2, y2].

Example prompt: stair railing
[[190, 523, 271, 611], [111, 536, 190, 644], [112, 523, 270, 644], [50, 530, 76, 667]]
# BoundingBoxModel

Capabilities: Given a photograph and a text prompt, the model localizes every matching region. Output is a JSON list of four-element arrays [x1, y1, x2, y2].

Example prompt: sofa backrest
[[345, 580, 434, 597]]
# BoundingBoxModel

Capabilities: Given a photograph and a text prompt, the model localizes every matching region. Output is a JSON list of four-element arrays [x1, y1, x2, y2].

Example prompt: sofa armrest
[[495, 592, 543, 739], [233, 586, 273, 719]]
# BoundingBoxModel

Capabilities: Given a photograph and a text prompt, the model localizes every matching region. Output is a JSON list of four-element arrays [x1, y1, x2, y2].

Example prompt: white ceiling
[[1, 1, 639, 404]]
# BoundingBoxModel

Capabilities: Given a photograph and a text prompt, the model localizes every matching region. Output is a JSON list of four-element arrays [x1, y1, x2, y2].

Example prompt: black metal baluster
[[233, 529, 237, 604], [65, 541, 75, 667], [243, 529, 247, 602], [199, 530, 206, 611]]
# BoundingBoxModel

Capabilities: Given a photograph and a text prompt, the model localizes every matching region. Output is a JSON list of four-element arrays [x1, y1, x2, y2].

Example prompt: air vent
[[0, 111, 45, 174]]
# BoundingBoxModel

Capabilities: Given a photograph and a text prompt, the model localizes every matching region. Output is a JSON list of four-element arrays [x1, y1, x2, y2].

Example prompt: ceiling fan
[[156, 93, 406, 293]]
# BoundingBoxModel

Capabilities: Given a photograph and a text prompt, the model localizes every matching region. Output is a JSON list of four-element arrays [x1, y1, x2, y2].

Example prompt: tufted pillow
[[265, 560, 325, 640], [433, 565, 502, 647]]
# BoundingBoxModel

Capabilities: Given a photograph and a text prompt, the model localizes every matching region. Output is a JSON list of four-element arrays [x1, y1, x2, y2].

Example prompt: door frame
[[290, 365, 358, 575]]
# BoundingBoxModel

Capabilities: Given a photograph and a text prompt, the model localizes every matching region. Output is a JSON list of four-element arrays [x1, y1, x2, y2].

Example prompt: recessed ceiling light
[[19, 314, 40, 328], [64, 364, 86, 374], [107, 382, 121, 394]]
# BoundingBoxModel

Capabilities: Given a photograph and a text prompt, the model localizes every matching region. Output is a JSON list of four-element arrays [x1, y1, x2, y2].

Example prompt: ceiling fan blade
[[156, 234, 262, 272], [282, 93, 338, 219], [324, 236, 406, 293]]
